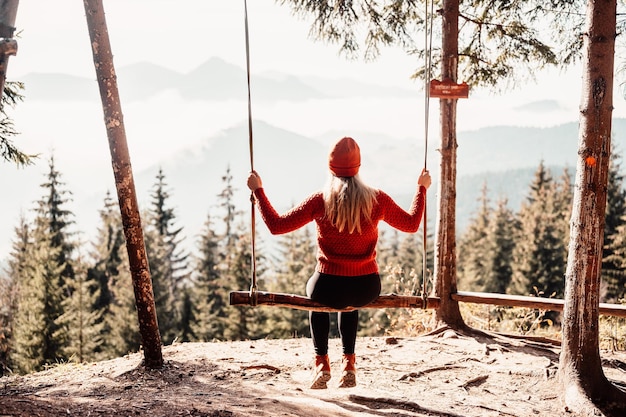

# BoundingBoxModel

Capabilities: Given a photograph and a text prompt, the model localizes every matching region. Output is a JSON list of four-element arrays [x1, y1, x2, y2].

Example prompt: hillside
[[2, 332, 626, 416]]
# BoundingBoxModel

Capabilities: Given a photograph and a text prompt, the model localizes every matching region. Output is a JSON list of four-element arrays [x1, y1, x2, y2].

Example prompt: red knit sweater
[[253, 186, 426, 276]]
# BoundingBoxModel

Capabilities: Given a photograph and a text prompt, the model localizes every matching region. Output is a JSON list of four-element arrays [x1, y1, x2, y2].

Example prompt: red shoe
[[310, 354, 331, 389], [338, 353, 356, 388]]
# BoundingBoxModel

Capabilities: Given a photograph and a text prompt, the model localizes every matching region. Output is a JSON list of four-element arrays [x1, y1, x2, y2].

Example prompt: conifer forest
[[1, 149, 626, 376]]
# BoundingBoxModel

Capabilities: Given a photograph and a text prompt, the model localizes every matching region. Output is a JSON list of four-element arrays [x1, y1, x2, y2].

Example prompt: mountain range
[[3, 57, 626, 263], [21, 57, 416, 103], [2, 116, 626, 264]]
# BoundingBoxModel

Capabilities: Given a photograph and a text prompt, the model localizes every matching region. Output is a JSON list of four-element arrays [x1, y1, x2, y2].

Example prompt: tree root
[[348, 394, 465, 417]]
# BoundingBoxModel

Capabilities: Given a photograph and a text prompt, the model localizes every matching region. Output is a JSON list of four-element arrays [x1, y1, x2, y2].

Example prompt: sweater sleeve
[[253, 188, 322, 235], [379, 186, 426, 233]]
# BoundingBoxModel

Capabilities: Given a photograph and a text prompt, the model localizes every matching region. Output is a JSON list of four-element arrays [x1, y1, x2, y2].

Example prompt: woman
[[247, 136, 431, 389]]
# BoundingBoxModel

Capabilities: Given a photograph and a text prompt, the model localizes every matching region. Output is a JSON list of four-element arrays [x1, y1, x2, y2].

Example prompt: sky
[[7, 1, 621, 180], [11, 1, 616, 124], [6, 0, 611, 170], [2, 0, 626, 258]]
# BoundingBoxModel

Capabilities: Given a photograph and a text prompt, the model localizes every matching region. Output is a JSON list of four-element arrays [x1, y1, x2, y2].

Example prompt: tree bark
[[83, 0, 163, 369], [432, 0, 466, 329], [0, 0, 18, 100], [559, 0, 626, 414]]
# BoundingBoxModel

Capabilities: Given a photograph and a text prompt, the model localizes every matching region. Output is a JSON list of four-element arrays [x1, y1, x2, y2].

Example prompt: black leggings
[[306, 272, 381, 355]]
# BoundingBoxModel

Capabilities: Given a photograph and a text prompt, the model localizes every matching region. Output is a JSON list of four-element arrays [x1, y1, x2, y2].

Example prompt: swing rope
[[420, 0, 435, 307], [243, 0, 258, 306], [241, 1, 434, 309]]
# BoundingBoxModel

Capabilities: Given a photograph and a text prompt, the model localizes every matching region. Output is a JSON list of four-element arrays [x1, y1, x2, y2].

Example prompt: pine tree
[[203, 166, 268, 341], [37, 156, 77, 291], [57, 260, 104, 363], [191, 213, 228, 341], [458, 183, 492, 291], [86, 191, 140, 357], [12, 157, 78, 372], [483, 198, 517, 294], [264, 227, 314, 339], [106, 252, 140, 357], [87, 192, 125, 358], [88, 192, 122, 312], [0, 216, 29, 375], [222, 224, 267, 341], [602, 149, 626, 302], [143, 219, 176, 343], [604, 220, 626, 303], [11, 233, 66, 373], [218, 166, 239, 249], [145, 168, 191, 343], [510, 162, 566, 299]]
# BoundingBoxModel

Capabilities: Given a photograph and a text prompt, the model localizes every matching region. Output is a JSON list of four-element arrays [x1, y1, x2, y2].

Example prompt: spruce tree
[[264, 227, 314, 339], [37, 156, 77, 292], [89, 191, 139, 357], [12, 157, 78, 372], [510, 162, 566, 299], [88, 192, 122, 312], [191, 213, 227, 341], [145, 168, 190, 343], [11, 233, 66, 373], [57, 260, 104, 363], [554, 168, 574, 253], [604, 219, 626, 303], [143, 219, 177, 344], [483, 198, 517, 294], [214, 167, 267, 340], [0, 216, 29, 375], [222, 223, 267, 341], [458, 183, 492, 291], [0, 274, 15, 376], [602, 149, 626, 302], [106, 252, 140, 357], [87, 192, 123, 357]]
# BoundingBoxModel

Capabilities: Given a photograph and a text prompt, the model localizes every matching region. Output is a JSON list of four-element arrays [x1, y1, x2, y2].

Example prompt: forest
[[1, 146, 625, 376]]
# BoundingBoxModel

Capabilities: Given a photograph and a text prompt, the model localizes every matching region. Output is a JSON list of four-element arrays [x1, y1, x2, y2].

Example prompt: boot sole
[[338, 371, 356, 388], [310, 371, 331, 389]]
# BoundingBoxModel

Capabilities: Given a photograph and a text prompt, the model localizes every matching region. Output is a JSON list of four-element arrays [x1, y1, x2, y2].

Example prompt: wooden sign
[[429, 79, 469, 99]]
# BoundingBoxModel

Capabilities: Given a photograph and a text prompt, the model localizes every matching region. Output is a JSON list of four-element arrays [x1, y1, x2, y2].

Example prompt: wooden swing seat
[[229, 290, 440, 312], [230, 290, 626, 317]]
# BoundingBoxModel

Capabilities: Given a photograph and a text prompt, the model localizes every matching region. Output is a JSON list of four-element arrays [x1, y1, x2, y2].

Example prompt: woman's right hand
[[418, 168, 432, 189], [247, 171, 263, 191]]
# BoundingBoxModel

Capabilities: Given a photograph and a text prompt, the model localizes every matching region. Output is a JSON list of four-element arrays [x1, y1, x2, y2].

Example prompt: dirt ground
[[1, 329, 626, 417]]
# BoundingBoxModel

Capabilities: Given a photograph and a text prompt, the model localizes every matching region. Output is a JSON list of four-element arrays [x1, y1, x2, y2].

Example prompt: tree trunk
[[559, 0, 626, 414], [83, 0, 163, 369], [0, 0, 19, 100], [432, 0, 466, 329]]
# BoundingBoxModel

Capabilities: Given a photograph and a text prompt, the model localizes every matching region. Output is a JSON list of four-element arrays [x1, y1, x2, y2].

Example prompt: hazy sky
[[2, 0, 626, 258], [11, 1, 416, 82], [10, 1, 626, 131]]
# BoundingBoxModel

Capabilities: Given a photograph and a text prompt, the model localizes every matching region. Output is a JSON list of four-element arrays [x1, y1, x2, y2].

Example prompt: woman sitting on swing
[[247, 136, 431, 389]]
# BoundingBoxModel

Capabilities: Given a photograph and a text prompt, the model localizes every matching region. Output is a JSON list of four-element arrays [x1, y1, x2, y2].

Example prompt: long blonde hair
[[323, 174, 377, 234]]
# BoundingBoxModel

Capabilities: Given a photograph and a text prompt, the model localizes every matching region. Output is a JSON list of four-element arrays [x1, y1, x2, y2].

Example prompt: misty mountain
[[127, 118, 626, 247], [3, 116, 626, 263], [18, 57, 415, 103]]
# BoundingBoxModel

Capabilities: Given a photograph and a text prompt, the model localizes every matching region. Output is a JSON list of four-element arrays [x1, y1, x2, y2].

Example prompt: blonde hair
[[323, 174, 377, 234]]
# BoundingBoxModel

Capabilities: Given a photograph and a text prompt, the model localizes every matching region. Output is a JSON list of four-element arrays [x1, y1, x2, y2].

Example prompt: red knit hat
[[329, 137, 361, 177]]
